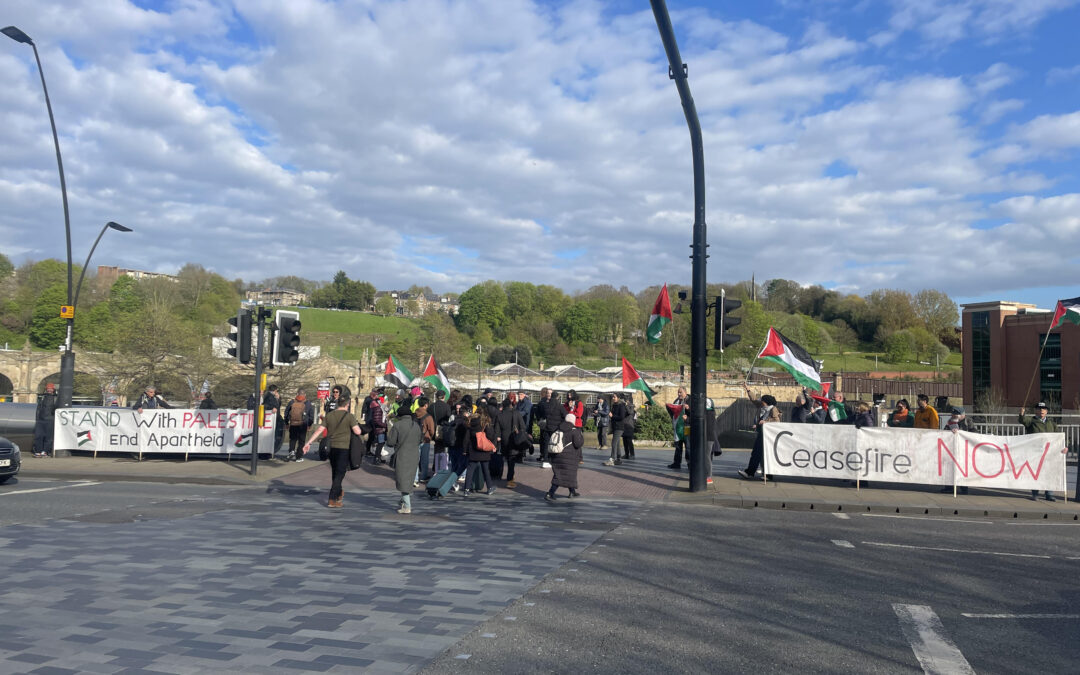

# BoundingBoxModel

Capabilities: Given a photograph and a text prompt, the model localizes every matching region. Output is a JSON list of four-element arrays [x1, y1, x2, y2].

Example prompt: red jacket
[[564, 401, 584, 428]]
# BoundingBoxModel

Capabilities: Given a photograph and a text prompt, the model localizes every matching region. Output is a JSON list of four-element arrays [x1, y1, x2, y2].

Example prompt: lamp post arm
[[30, 41, 73, 306], [73, 222, 110, 311]]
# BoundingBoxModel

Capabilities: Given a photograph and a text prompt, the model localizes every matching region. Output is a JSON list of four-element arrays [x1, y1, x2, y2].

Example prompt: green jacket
[[1018, 413, 1057, 434]]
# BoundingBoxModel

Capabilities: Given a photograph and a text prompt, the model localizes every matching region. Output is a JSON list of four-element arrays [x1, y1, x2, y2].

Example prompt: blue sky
[[1, 0, 1079, 312]]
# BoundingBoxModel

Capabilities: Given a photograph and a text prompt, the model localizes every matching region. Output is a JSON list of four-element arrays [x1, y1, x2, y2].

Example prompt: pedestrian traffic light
[[227, 308, 252, 364], [272, 310, 301, 366], [714, 295, 741, 351]]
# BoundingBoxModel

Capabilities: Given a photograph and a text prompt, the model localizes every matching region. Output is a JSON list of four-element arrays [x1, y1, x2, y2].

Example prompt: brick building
[[962, 301, 1079, 411]]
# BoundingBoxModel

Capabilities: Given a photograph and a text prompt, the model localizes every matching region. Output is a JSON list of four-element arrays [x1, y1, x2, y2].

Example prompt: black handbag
[[349, 431, 365, 470], [318, 435, 330, 461]]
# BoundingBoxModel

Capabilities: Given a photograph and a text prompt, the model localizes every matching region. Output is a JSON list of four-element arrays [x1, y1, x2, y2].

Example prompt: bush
[[634, 404, 675, 442]]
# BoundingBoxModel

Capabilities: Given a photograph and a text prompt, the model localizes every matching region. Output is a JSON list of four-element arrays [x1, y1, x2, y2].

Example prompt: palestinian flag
[[757, 327, 823, 392], [646, 284, 673, 344], [1050, 297, 1080, 330], [384, 354, 415, 390], [828, 400, 848, 422], [76, 429, 92, 447], [421, 355, 450, 397], [621, 357, 655, 404]]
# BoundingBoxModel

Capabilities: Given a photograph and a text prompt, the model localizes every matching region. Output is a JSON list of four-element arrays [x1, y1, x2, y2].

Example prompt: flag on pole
[[621, 357, 656, 404], [757, 327, 823, 392], [384, 354, 415, 390], [421, 355, 451, 397], [646, 284, 673, 344], [1050, 296, 1080, 330]]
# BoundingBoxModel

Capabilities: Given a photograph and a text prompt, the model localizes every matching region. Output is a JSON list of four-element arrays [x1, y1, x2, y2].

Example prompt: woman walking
[[464, 409, 497, 497], [303, 395, 363, 508], [386, 402, 422, 514], [546, 413, 584, 501]]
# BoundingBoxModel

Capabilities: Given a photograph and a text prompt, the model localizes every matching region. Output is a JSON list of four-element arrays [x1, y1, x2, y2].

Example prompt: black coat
[[466, 418, 497, 463], [550, 421, 584, 488], [545, 398, 564, 430], [36, 392, 59, 422], [610, 401, 627, 431], [790, 404, 811, 423], [495, 407, 524, 454]]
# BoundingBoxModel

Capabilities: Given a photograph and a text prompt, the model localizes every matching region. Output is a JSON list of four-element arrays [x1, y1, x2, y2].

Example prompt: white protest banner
[[54, 407, 276, 455], [763, 423, 1066, 492]]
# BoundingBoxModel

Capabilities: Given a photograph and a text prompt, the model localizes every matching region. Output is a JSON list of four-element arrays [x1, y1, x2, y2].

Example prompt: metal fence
[[969, 414, 1080, 462]]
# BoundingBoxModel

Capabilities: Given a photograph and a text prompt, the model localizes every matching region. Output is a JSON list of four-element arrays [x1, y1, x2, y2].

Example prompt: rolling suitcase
[[427, 470, 457, 499]]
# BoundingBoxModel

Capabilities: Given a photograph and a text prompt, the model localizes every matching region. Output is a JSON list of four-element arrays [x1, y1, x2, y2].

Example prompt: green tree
[[913, 289, 958, 340], [375, 295, 397, 315], [867, 289, 917, 335], [883, 330, 915, 363], [109, 276, 143, 316], [909, 326, 937, 361], [309, 285, 340, 308], [341, 280, 375, 310], [456, 281, 508, 333], [28, 283, 68, 348], [558, 302, 595, 344], [0, 253, 13, 279], [504, 281, 537, 321]]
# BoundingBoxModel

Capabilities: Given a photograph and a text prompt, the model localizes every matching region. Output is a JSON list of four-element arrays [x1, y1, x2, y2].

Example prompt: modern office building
[[962, 301, 1079, 411]]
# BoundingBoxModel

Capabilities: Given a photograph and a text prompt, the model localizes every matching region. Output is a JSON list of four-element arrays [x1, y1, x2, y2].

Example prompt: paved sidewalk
[[17, 446, 1080, 520]]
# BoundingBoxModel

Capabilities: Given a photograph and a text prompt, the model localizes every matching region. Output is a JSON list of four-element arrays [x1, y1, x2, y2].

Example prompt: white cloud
[[0, 0, 1078, 302]]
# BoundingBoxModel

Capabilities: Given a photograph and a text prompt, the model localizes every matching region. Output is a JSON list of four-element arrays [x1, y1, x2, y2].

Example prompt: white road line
[[893, 604, 975, 675], [0, 481, 101, 496], [864, 542, 1050, 559], [962, 613, 1080, 619], [832, 513, 850, 519], [862, 514, 993, 525], [1004, 522, 1080, 527], [832, 539, 855, 548]]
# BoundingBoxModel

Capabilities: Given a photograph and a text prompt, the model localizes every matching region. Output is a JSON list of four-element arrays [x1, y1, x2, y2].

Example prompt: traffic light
[[714, 295, 742, 351], [227, 308, 252, 364], [272, 310, 301, 366]]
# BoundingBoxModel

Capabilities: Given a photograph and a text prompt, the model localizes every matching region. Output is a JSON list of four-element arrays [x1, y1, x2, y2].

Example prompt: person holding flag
[[666, 386, 689, 470], [737, 384, 781, 480]]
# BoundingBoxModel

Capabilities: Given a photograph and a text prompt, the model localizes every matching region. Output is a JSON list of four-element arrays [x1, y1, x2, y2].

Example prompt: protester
[[132, 385, 172, 412], [302, 395, 363, 508], [285, 388, 315, 462], [1018, 402, 1058, 502], [825, 391, 853, 424], [913, 394, 939, 430], [807, 398, 826, 423], [463, 408, 497, 496], [738, 385, 781, 479], [790, 393, 812, 423], [666, 386, 690, 469], [545, 413, 584, 501], [887, 399, 915, 428], [364, 388, 387, 462], [609, 392, 628, 463], [622, 403, 637, 459], [429, 389, 452, 474], [516, 391, 532, 434], [198, 391, 217, 410], [33, 383, 59, 458], [852, 401, 875, 428], [594, 395, 609, 450], [542, 391, 563, 469], [495, 397, 525, 488], [263, 384, 284, 453], [940, 406, 974, 495], [533, 388, 550, 460], [386, 401, 422, 514], [414, 397, 435, 483]]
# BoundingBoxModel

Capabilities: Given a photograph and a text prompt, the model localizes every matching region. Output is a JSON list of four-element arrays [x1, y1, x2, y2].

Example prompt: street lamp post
[[3, 25, 75, 406]]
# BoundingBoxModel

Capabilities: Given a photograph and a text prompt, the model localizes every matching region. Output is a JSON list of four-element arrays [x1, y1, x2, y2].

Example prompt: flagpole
[[1021, 326, 1055, 407], [743, 331, 770, 388]]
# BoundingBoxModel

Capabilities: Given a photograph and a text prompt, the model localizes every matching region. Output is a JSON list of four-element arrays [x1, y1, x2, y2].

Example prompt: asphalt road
[[2, 477, 1077, 673], [421, 504, 1080, 674]]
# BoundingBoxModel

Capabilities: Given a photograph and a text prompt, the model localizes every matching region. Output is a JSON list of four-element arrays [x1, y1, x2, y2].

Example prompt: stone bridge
[[0, 343, 380, 405]]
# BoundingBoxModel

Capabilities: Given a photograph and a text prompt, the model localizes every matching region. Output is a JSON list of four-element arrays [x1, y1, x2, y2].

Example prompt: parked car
[[0, 436, 21, 484]]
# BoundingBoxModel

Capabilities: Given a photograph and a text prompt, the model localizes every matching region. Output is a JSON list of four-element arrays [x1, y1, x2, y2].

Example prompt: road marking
[[0, 481, 101, 497], [864, 542, 1051, 559], [832, 540, 855, 548], [832, 513, 850, 519], [893, 604, 975, 675], [454, 654, 471, 660], [862, 514, 993, 525], [962, 613, 1080, 619], [1004, 522, 1080, 527]]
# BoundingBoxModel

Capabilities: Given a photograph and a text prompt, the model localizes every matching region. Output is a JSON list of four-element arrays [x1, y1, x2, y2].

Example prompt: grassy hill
[[286, 307, 418, 360]]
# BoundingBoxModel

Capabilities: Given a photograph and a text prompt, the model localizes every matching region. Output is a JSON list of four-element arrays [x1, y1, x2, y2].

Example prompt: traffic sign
[[60, 305, 74, 319]]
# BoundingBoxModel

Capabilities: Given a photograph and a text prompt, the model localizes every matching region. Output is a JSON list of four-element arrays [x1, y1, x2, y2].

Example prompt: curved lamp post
[[3, 25, 75, 405]]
